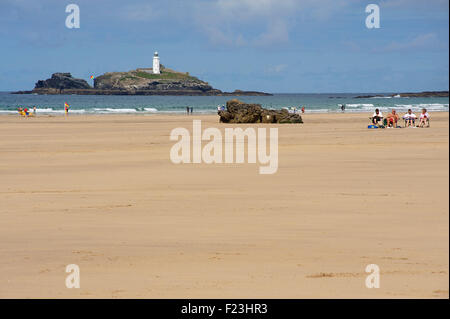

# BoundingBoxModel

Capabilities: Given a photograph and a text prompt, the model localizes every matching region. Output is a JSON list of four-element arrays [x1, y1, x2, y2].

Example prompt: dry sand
[[0, 112, 448, 298]]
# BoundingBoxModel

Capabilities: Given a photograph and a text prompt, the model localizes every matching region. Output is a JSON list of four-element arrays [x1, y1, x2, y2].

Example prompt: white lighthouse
[[152, 51, 160, 74]]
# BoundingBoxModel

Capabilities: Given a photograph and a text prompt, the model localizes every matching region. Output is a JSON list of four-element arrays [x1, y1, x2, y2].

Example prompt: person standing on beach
[[341, 104, 346, 112], [33, 106, 37, 115], [186, 106, 190, 115], [190, 107, 193, 114], [301, 106, 305, 113], [64, 102, 70, 116]]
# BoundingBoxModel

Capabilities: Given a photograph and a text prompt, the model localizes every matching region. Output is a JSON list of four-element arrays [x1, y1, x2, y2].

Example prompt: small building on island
[[153, 51, 160, 74]]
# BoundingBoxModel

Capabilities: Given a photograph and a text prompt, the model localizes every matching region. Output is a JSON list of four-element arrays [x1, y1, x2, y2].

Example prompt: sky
[[0, 0, 448, 93]]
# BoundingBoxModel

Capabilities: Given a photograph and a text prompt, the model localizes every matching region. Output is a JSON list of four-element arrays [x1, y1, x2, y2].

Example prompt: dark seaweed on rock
[[219, 99, 303, 124]]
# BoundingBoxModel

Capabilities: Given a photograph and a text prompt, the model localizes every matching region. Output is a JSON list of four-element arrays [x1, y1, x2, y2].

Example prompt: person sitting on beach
[[403, 109, 416, 127], [371, 108, 383, 125], [418, 108, 430, 127], [385, 109, 399, 128]]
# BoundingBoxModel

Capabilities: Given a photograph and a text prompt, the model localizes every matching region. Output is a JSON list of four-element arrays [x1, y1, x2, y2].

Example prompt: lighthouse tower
[[152, 51, 160, 74]]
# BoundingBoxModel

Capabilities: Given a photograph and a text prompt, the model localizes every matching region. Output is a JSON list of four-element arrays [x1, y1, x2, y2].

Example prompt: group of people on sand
[[292, 106, 306, 114], [17, 106, 36, 117], [17, 103, 70, 117], [371, 108, 430, 128], [285, 106, 306, 114]]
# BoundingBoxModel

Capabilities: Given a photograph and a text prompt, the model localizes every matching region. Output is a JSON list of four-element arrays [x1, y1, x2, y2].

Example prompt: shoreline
[[0, 109, 449, 117]]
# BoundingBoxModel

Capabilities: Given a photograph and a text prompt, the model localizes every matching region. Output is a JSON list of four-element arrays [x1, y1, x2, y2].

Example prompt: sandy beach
[[0, 112, 448, 298]]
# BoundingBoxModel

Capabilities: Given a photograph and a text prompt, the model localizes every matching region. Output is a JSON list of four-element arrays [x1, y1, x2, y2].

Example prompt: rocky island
[[13, 67, 271, 96]]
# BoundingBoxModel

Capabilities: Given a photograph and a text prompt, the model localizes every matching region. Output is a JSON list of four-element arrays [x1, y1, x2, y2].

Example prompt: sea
[[0, 92, 448, 115]]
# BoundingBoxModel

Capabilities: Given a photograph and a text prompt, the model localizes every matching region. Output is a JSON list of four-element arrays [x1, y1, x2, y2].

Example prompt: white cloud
[[378, 33, 440, 52], [216, 0, 298, 18], [253, 20, 289, 46], [191, 0, 350, 47], [266, 64, 288, 73], [121, 4, 160, 21], [380, 0, 449, 9]]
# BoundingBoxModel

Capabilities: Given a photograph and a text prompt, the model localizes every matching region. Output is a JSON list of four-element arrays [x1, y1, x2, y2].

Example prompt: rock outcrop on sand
[[219, 99, 303, 124], [34, 73, 91, 92]]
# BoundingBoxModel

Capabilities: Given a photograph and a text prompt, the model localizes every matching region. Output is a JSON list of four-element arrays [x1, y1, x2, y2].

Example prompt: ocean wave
[[336, 103, 448, 113], [345, 104, 375, 107], [0, 107, 160, 114], [1, 101, 447, 115], [393, 103, 449, 111], [93, 107, 158, 113]]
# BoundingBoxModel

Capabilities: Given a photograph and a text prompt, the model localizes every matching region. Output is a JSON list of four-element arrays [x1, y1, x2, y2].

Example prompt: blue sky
[[0, 0, 448, 92]]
